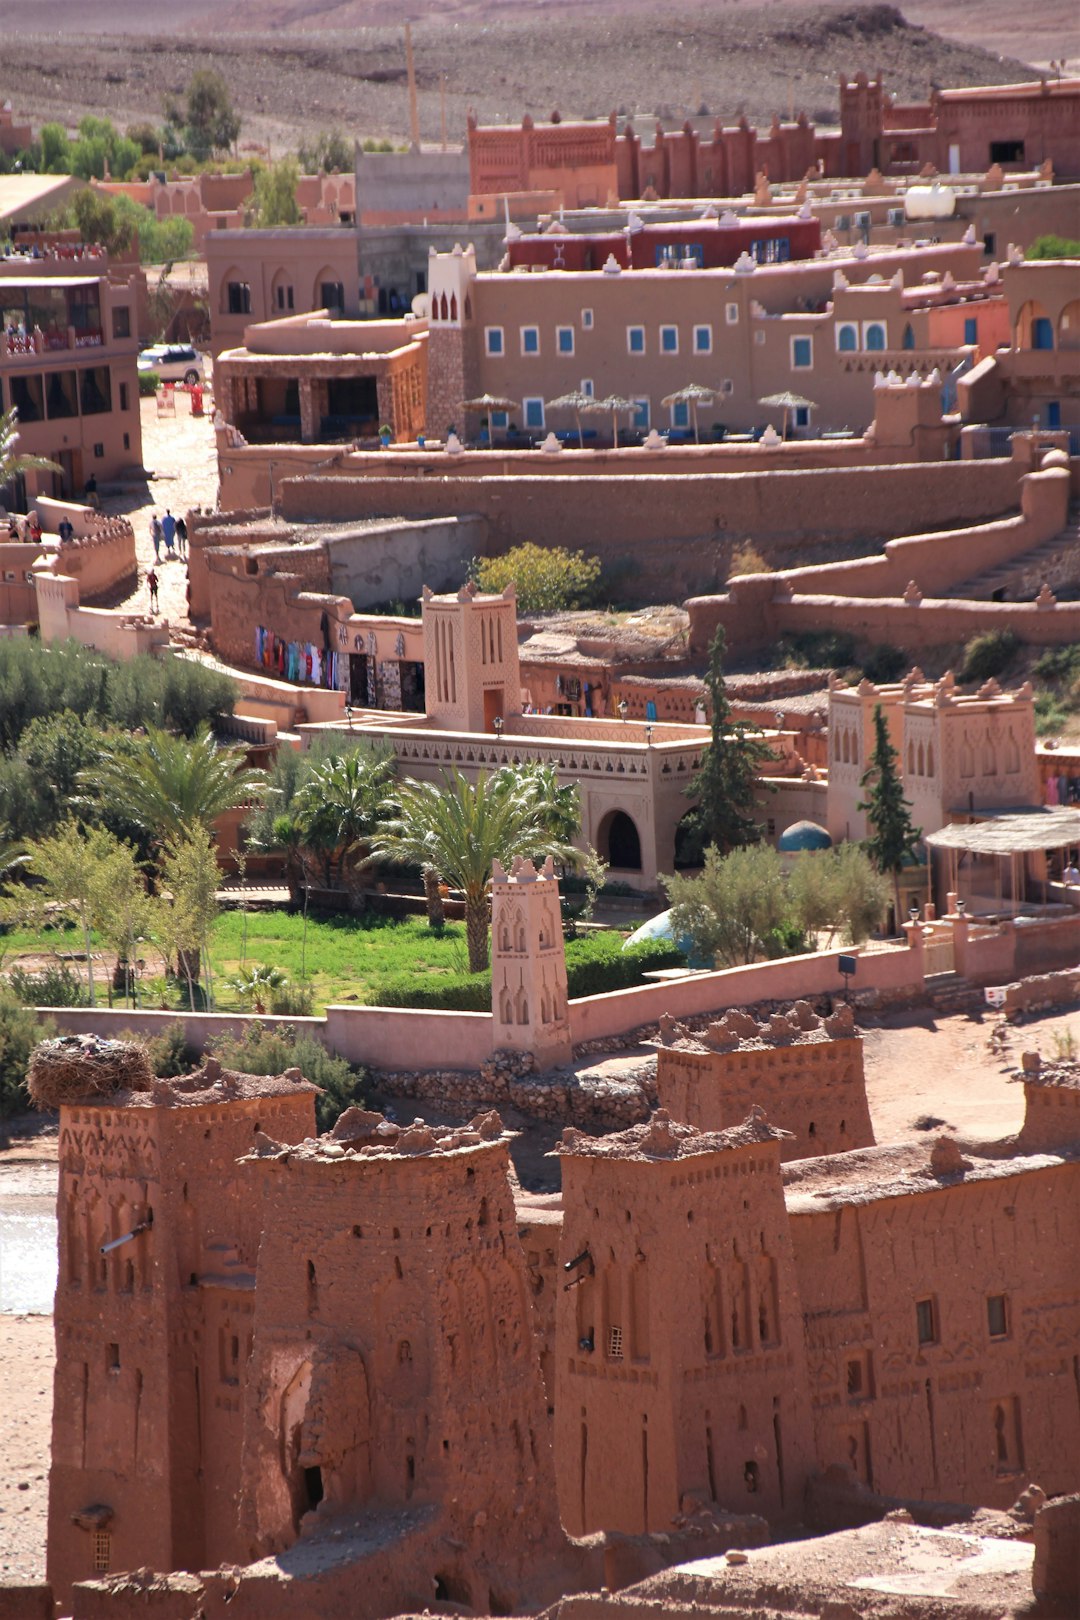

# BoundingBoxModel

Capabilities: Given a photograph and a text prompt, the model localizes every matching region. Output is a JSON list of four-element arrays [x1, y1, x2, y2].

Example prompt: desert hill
[[0, 3, 1061, 158]]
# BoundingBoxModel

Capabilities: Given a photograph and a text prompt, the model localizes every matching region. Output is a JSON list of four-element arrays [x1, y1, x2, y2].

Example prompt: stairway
[[946, 508, 1080, 601], [924, 972, 984, 1015]]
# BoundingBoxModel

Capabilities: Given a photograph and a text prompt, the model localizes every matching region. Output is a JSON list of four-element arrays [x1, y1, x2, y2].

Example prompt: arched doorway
[[599, 810, 642, 872], [1058, 300, 1080, 351], [1015, 300, 1054, 351]]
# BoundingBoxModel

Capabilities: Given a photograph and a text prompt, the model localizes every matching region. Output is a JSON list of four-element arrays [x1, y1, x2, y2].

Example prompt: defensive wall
[[274, 457, 1025, 604]]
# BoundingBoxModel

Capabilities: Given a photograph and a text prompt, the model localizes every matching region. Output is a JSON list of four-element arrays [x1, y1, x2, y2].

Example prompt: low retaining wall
[[566, 940, 923, 1047]]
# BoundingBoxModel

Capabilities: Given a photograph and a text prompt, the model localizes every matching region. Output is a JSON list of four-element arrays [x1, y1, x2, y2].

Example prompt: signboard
[[984, 986, 1008, 1009], [838, 955, 858, 977]]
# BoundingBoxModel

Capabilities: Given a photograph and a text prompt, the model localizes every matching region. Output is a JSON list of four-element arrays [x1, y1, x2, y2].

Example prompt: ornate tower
[[421, 580, 521, 733], [425, 241, 478, 437], [554, 1110, 814, 1536], [490, 854, 572, 1069]]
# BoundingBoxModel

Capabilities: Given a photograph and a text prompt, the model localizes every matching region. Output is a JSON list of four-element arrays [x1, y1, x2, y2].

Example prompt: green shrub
[[370, 971, 491, 1011], [960, 629, 1019, 684], [144, 1020, 195, 1077], [1033, 645, 1080, 686], [0, 988, 52, 1118], [270, 982, 315, 1016], [861, 643, 906, 684], [7, 963, 88, 1007], [207, 1022, 365, 1131], [368, 934, 683, 1009], [777, 630, 858, 671], [138, 371, 160, 396], [1034, 690, 1070, 737]]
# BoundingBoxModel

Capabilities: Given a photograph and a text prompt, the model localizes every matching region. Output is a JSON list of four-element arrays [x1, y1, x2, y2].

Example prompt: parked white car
[[137, 344, 205, 385]]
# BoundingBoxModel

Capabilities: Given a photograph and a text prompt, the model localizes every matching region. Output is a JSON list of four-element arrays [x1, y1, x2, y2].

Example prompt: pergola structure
[[926, 808, 1080, 916]]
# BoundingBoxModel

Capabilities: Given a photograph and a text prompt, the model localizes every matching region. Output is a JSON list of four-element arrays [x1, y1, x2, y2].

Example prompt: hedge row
[[369, 934, 683, 1012]]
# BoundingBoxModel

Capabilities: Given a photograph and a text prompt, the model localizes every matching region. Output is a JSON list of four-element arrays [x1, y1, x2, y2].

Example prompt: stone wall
[[278, 459, 1022, 605]]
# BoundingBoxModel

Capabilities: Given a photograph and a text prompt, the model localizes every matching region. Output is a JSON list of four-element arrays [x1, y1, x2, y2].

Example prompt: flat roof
[[0, 173, 83, 223], [925, 808, 1080, 855], [0, 275, 100, 290]]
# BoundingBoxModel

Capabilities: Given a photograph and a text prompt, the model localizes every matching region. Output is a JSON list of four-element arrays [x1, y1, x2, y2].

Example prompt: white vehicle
[[137, 344, 205, 385]]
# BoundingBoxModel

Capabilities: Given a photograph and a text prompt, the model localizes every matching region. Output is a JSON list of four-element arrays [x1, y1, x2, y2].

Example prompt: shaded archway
[[673, 811, 702, 870], [598, 810, 642, 872], [1015, 299, 1054, 351], [1058, 300, 1080, 351]]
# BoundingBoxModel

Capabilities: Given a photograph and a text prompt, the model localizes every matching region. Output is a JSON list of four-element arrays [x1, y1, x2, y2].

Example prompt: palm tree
[[292, 748, 396, 892], [81, 724, 267, 856], [373, 767, 580, 972], [0, 405, 62, 498], [493, 760, 581, 846]]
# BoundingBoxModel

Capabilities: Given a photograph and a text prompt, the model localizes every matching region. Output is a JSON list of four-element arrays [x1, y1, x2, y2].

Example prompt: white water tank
[[904, 184, 957, 221]]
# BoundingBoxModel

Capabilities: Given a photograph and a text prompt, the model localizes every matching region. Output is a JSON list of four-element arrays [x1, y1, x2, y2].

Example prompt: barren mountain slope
[[0, 4, 1042, 157]]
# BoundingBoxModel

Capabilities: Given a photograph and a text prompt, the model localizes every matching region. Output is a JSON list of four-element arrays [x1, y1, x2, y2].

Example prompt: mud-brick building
[[214, 309, 427, 446], [47, 1066, 318, 1610], [655, 1002, 875, 1163], [554, 1110, 816, 1536]]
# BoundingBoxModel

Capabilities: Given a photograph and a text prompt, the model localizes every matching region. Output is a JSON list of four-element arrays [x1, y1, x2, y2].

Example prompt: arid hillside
[[0, 3, 1054, 158]]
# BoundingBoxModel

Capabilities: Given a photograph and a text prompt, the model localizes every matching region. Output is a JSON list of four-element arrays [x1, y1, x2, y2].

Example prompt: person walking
[[162, 508, 176, 558], [146, 567, 159, 612], [175, 514, 187, 558], [150, 514, 162, 562]]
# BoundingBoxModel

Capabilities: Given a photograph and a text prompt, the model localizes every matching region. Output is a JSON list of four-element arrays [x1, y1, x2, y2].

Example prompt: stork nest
[[27, 1035, 154, 1110]]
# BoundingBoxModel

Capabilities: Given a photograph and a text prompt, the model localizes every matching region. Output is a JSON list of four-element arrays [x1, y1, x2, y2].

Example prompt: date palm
[[81, 724, 267, 855], [373, 766, 580, 972], [292, 747, 396, 890], [0, 405, 62, 493]]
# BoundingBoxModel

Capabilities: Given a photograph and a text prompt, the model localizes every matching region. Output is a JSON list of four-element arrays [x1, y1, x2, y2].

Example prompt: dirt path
[[98, 382, 220, 630]]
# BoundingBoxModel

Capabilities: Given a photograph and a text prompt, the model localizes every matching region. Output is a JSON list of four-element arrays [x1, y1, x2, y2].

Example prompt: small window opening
[[607, 1325, 623, 1360], [987, 1294, 1008, 1338], [915, 1297, 938, 1346], [744, 1460, 759, 1492], [303, 1465, 323, 1510], [107, 1342, 120, 1372], [846, 1358, 863, 1396], [92, 1530, 111, 1572]]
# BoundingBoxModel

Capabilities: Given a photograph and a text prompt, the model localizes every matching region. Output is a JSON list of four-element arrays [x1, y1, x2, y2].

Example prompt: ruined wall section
[[555, 1112, 815, 1538], [655, 1003, 874, 1162], [788, 1148, 1080, 1509]]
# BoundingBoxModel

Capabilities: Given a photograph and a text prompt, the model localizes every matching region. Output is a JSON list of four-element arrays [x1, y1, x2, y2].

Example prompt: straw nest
[[27, 1034, 154, 1110]]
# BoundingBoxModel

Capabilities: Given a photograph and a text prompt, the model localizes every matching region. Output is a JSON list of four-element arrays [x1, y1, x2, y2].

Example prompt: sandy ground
[[99, 383, 221, 629]]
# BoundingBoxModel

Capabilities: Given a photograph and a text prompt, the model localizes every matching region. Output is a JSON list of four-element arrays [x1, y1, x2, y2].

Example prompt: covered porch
[[926, 807, 1080, 920]]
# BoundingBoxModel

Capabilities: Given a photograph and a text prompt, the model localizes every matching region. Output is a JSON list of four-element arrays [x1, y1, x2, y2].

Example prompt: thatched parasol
[[757, 390, 816, 437], [27, 1035, 154, 1111], [582, 394, 637, 449], [662, 383, 720, 444], [459, 394, 519, 441], [545, 389, 595, 448]]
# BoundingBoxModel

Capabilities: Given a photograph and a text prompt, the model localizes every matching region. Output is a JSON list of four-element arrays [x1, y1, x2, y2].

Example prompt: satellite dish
[[412, 292, 430, 318]]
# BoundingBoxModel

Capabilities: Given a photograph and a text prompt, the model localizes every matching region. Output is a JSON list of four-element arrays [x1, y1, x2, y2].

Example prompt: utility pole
[[441, 72, 448, 151], [405, 22, 422, 150]]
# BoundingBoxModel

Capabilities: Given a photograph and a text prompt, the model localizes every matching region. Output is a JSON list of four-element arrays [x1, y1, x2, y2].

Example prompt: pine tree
[[857, 703, 922, 928], [684, 627, 773, 859]]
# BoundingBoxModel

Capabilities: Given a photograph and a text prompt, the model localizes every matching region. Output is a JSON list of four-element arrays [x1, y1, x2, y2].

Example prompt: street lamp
[[645, 723, 653, 745], [494, 715, 503, 738], [618, 700, 628, 720]]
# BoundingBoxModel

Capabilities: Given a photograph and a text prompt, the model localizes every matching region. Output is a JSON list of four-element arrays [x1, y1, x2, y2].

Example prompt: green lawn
[[1, 911, 475, 1013]]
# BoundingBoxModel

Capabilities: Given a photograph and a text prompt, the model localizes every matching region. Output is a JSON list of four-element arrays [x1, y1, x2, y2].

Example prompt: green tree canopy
[[0, 405, 62, 493], [299, 130, 354, 173], [857, 703, 922, 925], [182, 69, 241, 159], [683, 626, 774, 860], [81, 724, 266, 853], [373, 767, 580, 971], [471, 543, 602, 614], [292, 746, 397, 887], [249, 155, 301, 228], [664, 843, 791, 967]]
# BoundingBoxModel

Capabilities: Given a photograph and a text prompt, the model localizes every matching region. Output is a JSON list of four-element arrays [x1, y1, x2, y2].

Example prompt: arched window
[[901, 322, 915, 350], [926, 744, 934, 777], [449, 293, 458, 322], [837, 323, 858, 352], [916, 742, 925, 776], [500, 989, 513, 1024], [516, 990, 529, 1026], [865, 322, 886, 352]]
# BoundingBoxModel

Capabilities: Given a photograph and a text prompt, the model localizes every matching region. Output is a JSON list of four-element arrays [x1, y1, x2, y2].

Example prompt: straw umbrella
[[459, 393, 519, 442], [757, 390, 816, 438], [661, 382, 720, 444], [582, 394, 637, 449], [545, 389, 595, 448]]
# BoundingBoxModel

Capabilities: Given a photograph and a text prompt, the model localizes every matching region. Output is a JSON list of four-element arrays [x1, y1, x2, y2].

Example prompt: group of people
[[4, 509, 41, 542], [149, 509, 187, 562]]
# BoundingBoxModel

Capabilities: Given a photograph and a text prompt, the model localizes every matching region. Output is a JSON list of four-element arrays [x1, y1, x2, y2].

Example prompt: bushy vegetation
[[1028, 235, 1080, 260], [959, 628, 1020, 684], [370, 933, 684, 1011], [206, 1022, 365, 1132], [470, 544, 603, 614], [0, 988, 52, 1118], [1031, 643, 1080, 737]]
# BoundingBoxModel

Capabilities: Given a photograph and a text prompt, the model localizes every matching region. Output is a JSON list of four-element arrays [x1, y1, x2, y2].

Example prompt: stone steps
[[946, 509, 1080, 601]]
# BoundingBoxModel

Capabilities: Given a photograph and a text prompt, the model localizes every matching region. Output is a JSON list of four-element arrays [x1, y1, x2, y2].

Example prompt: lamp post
[[493, 714, 503, 739], [618, 699, 628, 721]]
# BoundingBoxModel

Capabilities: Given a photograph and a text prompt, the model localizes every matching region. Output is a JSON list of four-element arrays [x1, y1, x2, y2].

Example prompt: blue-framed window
[[633, 398, 650, 429], [964, 316, 978, 345], [655, 242, 703, 267], [485, 326, 504, 356], [491, 410, 508, 429], [794, 405, 810, 428], [628, 325, 645, 354], [671, 401, 690, 427], [837, 323, 858, 352], [556, 325, 575, 355], [523, 397, 544, 430], [660, 325, 678, 354], [693, 324, 712, 354], [791, 336, 813, 369], [865, 323, 887, 352], [752, 236, 791, 264], [520, 325, 539, 355]]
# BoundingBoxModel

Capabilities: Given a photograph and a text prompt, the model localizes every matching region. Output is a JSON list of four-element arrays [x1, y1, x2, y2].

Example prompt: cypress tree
[[684, 627, 774, 859], [857, 703, 922, 928]]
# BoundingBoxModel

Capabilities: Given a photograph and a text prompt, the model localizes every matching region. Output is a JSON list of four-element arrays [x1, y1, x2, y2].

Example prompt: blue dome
[[777, 819, 833, 853]]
